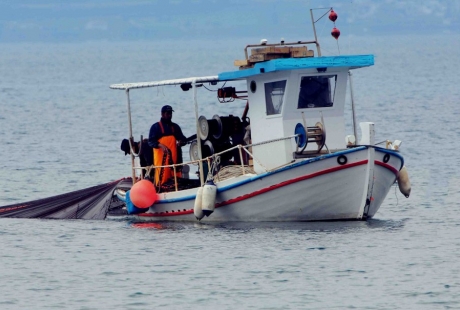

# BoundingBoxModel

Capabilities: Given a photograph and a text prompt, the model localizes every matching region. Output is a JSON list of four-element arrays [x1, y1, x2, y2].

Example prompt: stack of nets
[[214, 165, 256, 182], [0, 178, 129, 220]]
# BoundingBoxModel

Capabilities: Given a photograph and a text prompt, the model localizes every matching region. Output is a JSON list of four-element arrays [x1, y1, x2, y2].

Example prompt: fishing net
[[0, 178, 133, 220]]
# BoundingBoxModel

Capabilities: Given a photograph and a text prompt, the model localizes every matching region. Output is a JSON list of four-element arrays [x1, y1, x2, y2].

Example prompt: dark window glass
[[298, 76, 336, 109]]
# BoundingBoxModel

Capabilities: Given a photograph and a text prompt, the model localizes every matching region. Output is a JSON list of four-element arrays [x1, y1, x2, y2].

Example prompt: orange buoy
[[329, 9, 338, 22], [331, 27, 340, 40], [130, 179, 157, 208]]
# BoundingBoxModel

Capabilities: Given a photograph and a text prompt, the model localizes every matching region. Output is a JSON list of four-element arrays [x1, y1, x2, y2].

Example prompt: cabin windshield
[[298, 75, 336, 109], [265, 80, 287, 115]]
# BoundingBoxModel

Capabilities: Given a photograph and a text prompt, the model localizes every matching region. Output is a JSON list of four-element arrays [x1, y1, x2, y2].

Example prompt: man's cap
[[120, 139, 130, 155], [161, 105, 174, 113]]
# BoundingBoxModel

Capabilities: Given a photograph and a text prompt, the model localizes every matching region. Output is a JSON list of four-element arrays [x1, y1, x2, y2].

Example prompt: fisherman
[[148, 105, 187, 186]]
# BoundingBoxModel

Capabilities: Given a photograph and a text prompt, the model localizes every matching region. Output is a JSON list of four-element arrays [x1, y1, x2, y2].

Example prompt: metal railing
[[131, 134, 299, 191]]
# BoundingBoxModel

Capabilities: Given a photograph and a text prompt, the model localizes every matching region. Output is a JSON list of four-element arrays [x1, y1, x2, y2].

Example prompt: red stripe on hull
[[215, 159, 368, 208], [139, 159, 368, 217], [375, 161, 399, 176]]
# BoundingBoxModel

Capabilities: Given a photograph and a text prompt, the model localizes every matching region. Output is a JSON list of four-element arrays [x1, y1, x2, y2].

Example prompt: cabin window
[[298, 75, 336, 109], [264, 80, 286, 115]]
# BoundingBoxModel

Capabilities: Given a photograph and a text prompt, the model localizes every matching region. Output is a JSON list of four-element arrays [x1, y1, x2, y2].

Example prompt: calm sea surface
[[1, 34, 460, 309]]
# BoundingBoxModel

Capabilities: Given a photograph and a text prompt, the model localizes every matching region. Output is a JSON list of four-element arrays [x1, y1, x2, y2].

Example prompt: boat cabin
[[217, 42, 374, 173]]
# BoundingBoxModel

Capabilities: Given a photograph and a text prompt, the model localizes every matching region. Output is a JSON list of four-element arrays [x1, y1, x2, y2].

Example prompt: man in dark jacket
[[148, 105, 187, 150], [148, 105, 187, 185]]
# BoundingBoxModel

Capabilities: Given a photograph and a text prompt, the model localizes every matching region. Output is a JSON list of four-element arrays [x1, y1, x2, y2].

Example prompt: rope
[[145, 165, 154, 179], [205, 155, 220, 182], [244, 134, 297, 148]]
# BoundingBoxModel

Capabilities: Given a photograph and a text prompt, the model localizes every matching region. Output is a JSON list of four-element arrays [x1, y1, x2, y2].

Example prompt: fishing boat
[[110, 8, 411, 222]]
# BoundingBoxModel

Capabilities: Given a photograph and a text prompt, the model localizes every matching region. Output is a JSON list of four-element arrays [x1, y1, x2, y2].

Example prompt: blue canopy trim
[[218, 55, 374, 81]]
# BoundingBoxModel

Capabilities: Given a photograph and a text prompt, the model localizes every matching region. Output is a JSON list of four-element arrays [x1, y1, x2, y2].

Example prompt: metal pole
[[238, 146, 245, 175], [310, 9, 322, 57], [173, 165, 178, 191], [193, 79, 204, 185], [348, 71, 358, 142], [125, 89, 136, 184]]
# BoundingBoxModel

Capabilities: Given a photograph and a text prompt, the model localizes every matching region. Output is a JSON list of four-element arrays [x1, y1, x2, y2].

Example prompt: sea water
[[1, 34, 460, 309]]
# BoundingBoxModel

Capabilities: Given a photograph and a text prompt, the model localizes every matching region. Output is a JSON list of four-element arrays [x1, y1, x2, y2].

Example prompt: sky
[[0, 0, 458, 43]]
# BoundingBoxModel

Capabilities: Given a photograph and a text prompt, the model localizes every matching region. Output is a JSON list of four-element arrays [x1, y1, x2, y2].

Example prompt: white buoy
[[397, 166, 411, 198], [201, 180, 217, 217], [194, 187, 204, 220], [345, 135, 356, 146]]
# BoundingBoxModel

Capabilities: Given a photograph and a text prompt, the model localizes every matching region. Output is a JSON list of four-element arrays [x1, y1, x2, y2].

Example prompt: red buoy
[[329, 9, 338, 22], [132, 222, 163, 229], [331, 27, 340, 40], [130, 179, 157, 209]]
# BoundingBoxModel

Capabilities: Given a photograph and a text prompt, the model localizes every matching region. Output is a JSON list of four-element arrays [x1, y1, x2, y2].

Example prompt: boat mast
[[309, 8, 323, 57]]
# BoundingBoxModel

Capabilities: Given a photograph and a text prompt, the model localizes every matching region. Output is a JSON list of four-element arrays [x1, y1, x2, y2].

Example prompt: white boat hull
[[131, 147, 403, 222], [107, 22, 407, 223], [365, 149, 402, 218]]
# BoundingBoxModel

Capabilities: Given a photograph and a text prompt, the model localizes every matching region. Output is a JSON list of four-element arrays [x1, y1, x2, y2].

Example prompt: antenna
[[310, 7, 342, 56]]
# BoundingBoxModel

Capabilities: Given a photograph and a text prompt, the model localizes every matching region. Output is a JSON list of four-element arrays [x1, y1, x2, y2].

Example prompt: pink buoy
[[130, 180, 157, 208]]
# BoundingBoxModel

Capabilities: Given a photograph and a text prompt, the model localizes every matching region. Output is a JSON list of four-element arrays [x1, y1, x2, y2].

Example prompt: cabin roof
[[218, 55, 374, 81], [109, 55, 374, 91]]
